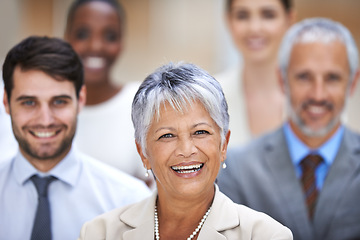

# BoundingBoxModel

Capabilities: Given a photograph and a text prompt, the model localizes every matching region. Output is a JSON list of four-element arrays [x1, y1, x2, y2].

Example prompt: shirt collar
[[13, 146, 81, 187], [283, 122, 344, 166]]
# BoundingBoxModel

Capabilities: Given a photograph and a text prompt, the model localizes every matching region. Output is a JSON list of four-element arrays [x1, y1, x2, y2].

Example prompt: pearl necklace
[[154, 205, 211, 240]]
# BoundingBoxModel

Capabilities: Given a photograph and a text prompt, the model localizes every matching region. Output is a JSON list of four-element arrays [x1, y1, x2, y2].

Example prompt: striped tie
[[300, 154, 323, 219]]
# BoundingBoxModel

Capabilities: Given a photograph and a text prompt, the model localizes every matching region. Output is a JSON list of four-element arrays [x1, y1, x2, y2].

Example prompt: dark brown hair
[[226, 0, 293, 13], [2, 36, 84, 100]]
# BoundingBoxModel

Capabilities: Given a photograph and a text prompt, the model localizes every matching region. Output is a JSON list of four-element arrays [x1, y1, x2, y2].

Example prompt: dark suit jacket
[[217, 126, 360, 240]]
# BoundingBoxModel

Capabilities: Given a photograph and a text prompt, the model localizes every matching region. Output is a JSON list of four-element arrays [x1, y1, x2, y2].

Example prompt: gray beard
[[286, 97, 345, 138]]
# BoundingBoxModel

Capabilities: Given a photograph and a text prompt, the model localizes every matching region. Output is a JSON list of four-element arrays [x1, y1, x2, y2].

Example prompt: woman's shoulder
[[213, 190, 293, 239], [78, 194, 156, 240], [235, 204, 293, 239], [78, 205, 133, 239]]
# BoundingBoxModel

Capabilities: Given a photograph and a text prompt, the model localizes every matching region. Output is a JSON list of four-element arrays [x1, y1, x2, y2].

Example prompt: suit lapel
[[314, 128, 360, 238], [263, 128, 313, 237]]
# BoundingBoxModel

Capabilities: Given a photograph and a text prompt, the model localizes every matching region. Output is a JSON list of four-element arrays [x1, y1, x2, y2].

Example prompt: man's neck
[[289, 121, 341, 149], [20, 148, 70, 173]]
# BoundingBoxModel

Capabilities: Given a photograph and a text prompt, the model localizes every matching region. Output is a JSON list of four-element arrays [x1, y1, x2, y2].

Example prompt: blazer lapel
[[314, 128, 360, 238], [121, 187, 229, 240], [121, 192, 157, 240], [122, 223, 154, 240], [264, 128, 313, 238], [198, 225, 227, 240], [200, 185, 238, 240]]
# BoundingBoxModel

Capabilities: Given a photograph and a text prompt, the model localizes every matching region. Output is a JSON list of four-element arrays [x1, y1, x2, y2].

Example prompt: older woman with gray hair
[[78, 62, 292, 240]]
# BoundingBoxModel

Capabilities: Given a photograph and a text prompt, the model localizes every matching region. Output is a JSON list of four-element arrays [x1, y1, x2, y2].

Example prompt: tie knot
[[31, 175, 56, 197], [301, 154, 323, 170]]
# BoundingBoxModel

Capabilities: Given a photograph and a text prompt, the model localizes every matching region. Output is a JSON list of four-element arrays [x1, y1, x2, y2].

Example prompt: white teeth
[[34, 131, 56, 138], [171, 164, 203, 174], [178, 169, 197, 174], [172, 164, 202, 170], [84, 57, 105, 69], [308, 106, 325, 114]]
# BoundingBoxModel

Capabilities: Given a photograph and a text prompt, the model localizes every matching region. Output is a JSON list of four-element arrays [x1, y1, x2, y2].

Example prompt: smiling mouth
[[247, 38, 266, 50], [171, 163, 204, 174], [84, 57, 106, 69], [30, 130, 59, 138], [303, 101, 333, 117], [308, 105, 326, 115]]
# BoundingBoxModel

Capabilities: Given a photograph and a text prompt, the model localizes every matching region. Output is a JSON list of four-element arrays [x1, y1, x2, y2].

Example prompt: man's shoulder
[[343, 126, 360, 142], [0, 158, 13, 179], [227, 128, 284, 159]]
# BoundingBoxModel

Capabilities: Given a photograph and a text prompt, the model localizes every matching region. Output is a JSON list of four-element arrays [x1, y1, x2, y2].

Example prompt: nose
[[88, 36, 103, 53], [36, 104, 55, 126], [248, 17, 262, 33], [175, 137, 197, 158], [312, 77, 328, 101]]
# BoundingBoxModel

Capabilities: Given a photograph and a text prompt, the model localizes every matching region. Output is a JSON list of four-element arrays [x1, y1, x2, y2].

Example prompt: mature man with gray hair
[[217, 18, 360, 240]]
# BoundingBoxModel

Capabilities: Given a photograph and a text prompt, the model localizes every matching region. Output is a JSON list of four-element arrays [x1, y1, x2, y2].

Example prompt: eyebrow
[[193, 122, 213, 128], [233, 5, 279, 10], [15, 96, 36, 102], [15, 95, 73, 102], [154, 122, 213, 133]]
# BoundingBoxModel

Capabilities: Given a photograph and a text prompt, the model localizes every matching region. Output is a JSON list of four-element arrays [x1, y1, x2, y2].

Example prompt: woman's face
[[65, 1, 123, 85], [138, 100, 229, 199], [228, 0, 293, 64]]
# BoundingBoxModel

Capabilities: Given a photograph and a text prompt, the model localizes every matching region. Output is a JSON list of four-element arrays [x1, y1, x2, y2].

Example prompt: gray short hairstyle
[[132, 62, 229, 155], [278, 17, 359, 84]]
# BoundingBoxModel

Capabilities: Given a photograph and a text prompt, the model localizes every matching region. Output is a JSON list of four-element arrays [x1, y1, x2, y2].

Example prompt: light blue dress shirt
[[283, 123, 344, 190], [0, 147, 151, 240]]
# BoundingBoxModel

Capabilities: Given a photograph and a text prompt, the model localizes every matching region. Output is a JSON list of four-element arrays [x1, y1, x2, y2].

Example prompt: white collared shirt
[[0, 146, 151, 240]]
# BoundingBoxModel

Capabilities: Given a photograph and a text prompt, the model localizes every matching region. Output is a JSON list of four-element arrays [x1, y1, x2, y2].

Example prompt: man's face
[[284, 41, 355, 139], [4, 67, 85, 164]]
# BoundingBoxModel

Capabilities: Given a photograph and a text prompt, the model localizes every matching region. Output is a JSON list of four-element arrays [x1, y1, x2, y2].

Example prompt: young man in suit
[[217, 18, 360, 240], [0, 36, 151, 240]]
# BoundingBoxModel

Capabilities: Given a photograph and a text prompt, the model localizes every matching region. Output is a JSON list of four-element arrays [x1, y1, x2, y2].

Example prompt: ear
[[135, 141, 151, 169], [220, 130, 231, 163], [349, 69, 360, 96], [277, 67, 286, 94], [77, 85, 87, 113], [3, 89, 10, 114]]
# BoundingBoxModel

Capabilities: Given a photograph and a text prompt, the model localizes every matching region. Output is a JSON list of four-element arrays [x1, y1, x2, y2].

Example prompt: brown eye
[[261, 9, 277, 19], [326, 73, 341, 82], [232, 10, 249, 20], [75, 28, 89, 40], [158, 133, 174, 140], [104, 30, 120, 42], [295, 72, 311, 81], [194, 130, 209, 135]]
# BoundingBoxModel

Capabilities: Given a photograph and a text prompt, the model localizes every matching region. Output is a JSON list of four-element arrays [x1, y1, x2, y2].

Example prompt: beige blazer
[[78, 185, 292, 240]]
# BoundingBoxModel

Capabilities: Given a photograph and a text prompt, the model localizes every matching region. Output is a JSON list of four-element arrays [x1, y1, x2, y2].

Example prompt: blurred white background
[[1, 0, 360, 131]]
